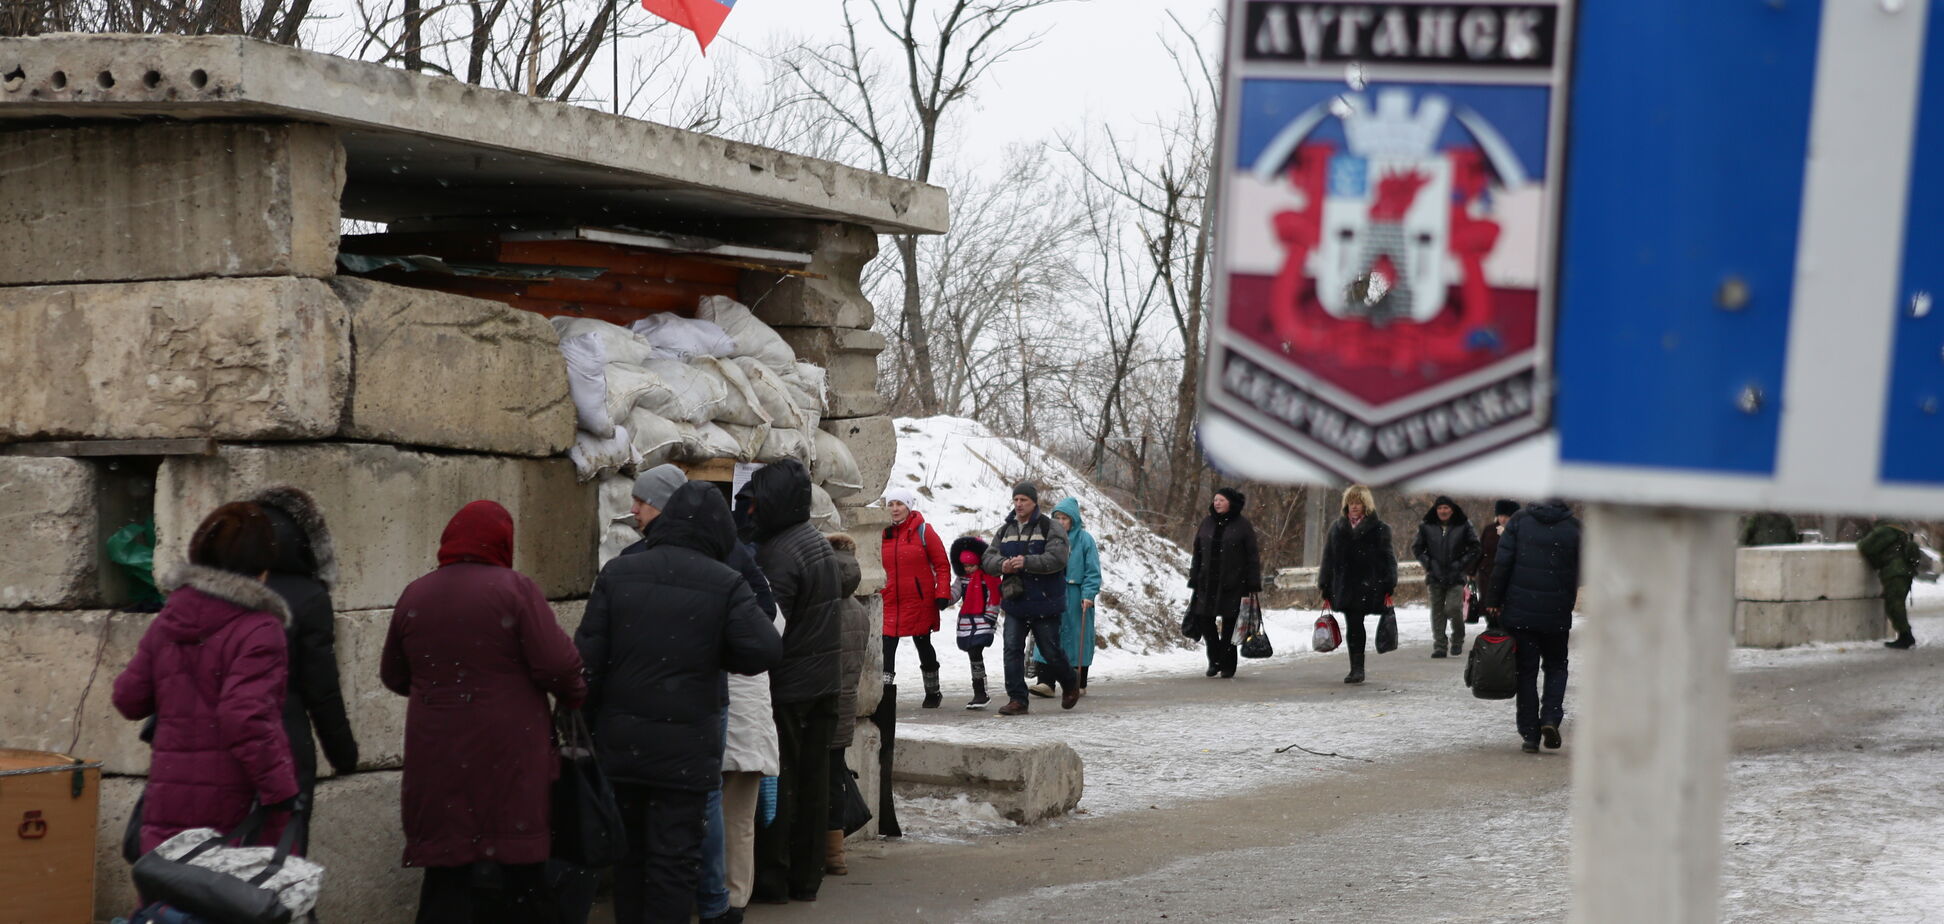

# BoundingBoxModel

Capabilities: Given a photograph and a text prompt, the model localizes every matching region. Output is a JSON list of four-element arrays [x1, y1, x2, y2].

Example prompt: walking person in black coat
[[744, 459, 845, 905], [575, 481, 785, 924], [1410, 495, 1481, 659], [250, 485, 359, 845], [1318, 485, 1397, 685], [1186, 488, 1263, 679], [1483, 499, 1582, 754]]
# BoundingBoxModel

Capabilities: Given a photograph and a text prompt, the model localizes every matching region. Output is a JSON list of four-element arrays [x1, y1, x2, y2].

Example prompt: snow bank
[[887, 415, 1194, 654]]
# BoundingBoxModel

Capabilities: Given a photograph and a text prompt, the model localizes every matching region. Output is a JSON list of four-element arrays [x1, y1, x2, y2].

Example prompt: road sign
[[1201, 0, 1944, 517]]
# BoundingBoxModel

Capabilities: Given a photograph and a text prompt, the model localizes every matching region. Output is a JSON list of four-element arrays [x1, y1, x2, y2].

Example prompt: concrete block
[[1734, 598, 1891, 648], [0, 277, 350, 443], [308, 772, 419, 923], [0, 121, 343, 285], [155, 444, 597, 612], [892, 734, 1083, 824], [836, 502, 890, 597], [778, 327, 887, 419], [854, 595, 884, 720], [1735, 544, 1883, 602], [330, 277, 575, 458], [1264, 562, 1428, 610], [845, 723, 881, 840], [0, 610, 152, 775], [745, 223, 878, 330], [0, 457, 101, 608], [92, 775, 142, 923], [821, 416, 895, 503]]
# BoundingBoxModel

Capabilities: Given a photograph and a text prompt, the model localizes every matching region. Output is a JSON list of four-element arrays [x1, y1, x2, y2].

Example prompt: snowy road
[[764, 605, 1944, 923]]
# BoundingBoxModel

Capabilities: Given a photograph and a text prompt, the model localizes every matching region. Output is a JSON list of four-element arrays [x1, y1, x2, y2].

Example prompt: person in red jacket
[[382, 500, 587, 924], [114, 501, 300, 855], [950, 535, 1003, 709], [879, 487, 953, 709]]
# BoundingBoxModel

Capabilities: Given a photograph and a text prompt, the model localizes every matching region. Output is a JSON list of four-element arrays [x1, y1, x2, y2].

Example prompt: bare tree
[[780, 0, 1066, 415], [3, 0, 313, 41]]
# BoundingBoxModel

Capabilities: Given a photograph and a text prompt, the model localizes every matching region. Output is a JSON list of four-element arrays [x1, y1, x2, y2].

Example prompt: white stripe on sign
[[1774, 0, 1930, 499]]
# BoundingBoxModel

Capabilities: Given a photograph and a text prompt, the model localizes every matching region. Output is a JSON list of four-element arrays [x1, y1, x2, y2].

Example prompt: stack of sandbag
[[598, 474, 641, 566], [549, 302, 867, 512]]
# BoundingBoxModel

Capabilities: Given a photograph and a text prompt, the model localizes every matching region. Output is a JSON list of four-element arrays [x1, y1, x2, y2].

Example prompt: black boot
[[966, 677, 990, 710], [1886, 630, 1917, 649], [1220, 643, 1238, 678], [1344, 649, 1365, 684], [921, 669, 943, 709]]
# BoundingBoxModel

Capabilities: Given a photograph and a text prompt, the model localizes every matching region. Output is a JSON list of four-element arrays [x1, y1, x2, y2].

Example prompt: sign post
[[1207, 1, 1944, 921]]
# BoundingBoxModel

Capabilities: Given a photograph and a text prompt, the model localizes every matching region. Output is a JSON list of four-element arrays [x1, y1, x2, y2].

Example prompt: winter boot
[[1205, 644, 1221, 677], [824, 829, 848, 875], [1450, 637, 1465, 656], [967, 662, 991, 709], [1521, 737, 1540, 754], [1886, 631, 1917, 649], [1431, 646, 1448, 659], [1344, 649, 1365, 684], [1540, 724, 1562, 750], [1219, 643, 1238, 678], [921, 669, 943, 709], [1028, 664, 1056, 698], [998, 699, 1030, 716]]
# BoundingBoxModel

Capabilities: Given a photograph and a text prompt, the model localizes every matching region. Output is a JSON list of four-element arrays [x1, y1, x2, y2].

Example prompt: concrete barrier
[[892, 733, 1083, 824], [1734, 543, 1891, 647], [0, 457, 102, 609], [1266, 561, 1429, 610]]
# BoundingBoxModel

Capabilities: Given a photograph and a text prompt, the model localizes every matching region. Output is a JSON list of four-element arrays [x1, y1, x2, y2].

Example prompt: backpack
[[1465, 630, 1519, 699], [1311, 613, 1342, 652]]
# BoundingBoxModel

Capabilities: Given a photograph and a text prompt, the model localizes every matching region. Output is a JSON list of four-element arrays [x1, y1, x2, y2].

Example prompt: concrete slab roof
[[0, 34, 949, 235]]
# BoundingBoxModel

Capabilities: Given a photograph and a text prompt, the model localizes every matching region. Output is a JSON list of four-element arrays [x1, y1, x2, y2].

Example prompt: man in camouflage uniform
[[1856, 520, 1926, 649]]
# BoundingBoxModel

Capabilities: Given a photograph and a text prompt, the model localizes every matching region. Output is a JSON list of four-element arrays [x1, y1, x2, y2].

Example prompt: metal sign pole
[[1570, 504, 1736, 924]]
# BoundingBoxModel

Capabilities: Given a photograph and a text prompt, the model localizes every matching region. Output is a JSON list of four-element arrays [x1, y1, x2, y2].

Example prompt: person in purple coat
[[114, 501, 300, 854]]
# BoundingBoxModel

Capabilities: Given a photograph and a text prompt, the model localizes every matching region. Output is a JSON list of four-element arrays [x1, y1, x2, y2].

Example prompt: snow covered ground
[[885, 416, 1195, 653]]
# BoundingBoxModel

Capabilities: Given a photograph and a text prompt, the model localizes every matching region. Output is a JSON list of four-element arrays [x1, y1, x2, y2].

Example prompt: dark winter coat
[[1188, 489, 1263, 632], [1485, 501, 1583, 632], [1857, 523, 1924, 581], [1474, 520, 1504, 589], [749, 459, 845, 706], [881, 510, 952, 637], [1318, 514, 1398, 616], [1740, 513, 1800, 547], [620, 534, 776, 620], [252, 487, 359, 794], [577, 482, 785, 791], [114, 565, 299, 854], [981, 508, 1069, 618], [1410, 496, 1482, 588], [832, 546, 869, 750], [380, 501, 587, 868]]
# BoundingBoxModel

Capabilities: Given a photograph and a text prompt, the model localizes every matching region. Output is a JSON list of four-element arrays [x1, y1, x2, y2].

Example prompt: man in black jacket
[[1484, 499, 1582, 754], [250, 486, 359, 850], [576, 481, 785, 923], [982, 482, 1076, 715], [744, 459, 844, 904], [1411, 496, 1481, 659]]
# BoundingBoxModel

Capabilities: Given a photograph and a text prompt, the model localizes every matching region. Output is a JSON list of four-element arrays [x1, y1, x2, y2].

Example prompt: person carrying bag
[[131, 798, 323, 924]]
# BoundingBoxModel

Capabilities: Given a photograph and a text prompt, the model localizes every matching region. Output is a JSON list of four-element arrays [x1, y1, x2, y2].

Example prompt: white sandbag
[[551, 316, 658, 367], [631, 313, 737, 361], [811, 428, 866, 500], [695, 356, 769, 427], [674, 421, 743, 462], [598, 474, 640, 567], [569, 424, 640, 483], [810, 483, 842, 533], [757, 426, 814, 465], [717, 422, 772, 463], [627, 408, 684, 467], [558, 332, 615, 439], [698, 296, 797, 375], [787, 362, 828, 414], [605, 360, 727, 425], [735, 357, 812, 434]]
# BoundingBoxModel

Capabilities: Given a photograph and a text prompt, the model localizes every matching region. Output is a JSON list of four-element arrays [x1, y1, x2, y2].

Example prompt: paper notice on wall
[[732, 462, 765, 499]]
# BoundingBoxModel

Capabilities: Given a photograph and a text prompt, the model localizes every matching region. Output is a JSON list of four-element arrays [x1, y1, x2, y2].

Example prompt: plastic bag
[[1311, 613, 1342, 652], [758, 427, 814, 465], [811, 429, 865, 500], [626, 408, 684, 468], [698, 296, 797, 376], [550, 316, 656, 367], [631, 313, 736, 361], [106, 521, 163, 605], [758, 776, 779, 827], [1375, 608, 1399, 654], [568, 425, 639, 482], [694, 356, 769, 427], [558, 332, 615, 439]]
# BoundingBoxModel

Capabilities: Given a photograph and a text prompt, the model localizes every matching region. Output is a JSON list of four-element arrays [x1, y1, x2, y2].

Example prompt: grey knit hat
[[1012, 482, 1039, 504], [632, 464, 687, 510]]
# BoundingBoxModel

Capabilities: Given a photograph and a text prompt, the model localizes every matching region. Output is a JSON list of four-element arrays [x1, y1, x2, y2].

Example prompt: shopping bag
[[1375, 608, 1399, 654], [1311, 613, 1342, 652], [1465, 629, 1519, 699], [130, 801, 322, 924], [835, 769, 873, 836], [551, 710, 627, 869], [1238, 595, 1273, 658]]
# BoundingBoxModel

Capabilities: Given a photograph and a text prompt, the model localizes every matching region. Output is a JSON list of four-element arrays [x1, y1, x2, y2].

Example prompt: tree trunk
[[896, 234, 941, 414]]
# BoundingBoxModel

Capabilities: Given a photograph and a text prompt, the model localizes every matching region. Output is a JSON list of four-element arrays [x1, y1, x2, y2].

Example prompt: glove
[[935, 597, 952, 611], [758, 776, 779, 827]]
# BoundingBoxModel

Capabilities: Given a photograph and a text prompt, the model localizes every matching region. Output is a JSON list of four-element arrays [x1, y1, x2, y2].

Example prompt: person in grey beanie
[[981, 482, 1077, 715], [621, 464, 776, 618]]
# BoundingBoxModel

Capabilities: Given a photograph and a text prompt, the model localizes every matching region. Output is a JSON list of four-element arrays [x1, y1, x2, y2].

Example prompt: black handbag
[[129, 800, 310, 924], [550, 709, 627, 869], [1375, 607, 1399, 653], [1238, 595, 1273, 659], [835, 768, 873, 837]]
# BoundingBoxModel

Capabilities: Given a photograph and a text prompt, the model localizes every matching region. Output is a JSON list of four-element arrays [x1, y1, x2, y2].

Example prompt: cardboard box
[[0, 749, 101, 924]]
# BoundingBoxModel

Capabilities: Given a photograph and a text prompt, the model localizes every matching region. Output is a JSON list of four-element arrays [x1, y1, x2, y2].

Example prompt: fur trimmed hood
[[250, 485, 338, 589], [1341, 484, 1377, 517], [160, 563, 293, 628]]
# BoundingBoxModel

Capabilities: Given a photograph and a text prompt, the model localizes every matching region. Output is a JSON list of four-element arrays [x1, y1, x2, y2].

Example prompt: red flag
[[642, 0, 737, 53]]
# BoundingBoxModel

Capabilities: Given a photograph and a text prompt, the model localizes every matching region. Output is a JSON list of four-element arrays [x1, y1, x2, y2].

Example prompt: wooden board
[[0, 751, 100, 924]]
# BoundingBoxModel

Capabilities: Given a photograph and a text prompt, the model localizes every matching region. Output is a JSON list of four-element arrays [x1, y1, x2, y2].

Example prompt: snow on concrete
[[883, 415, 1195, 654]]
